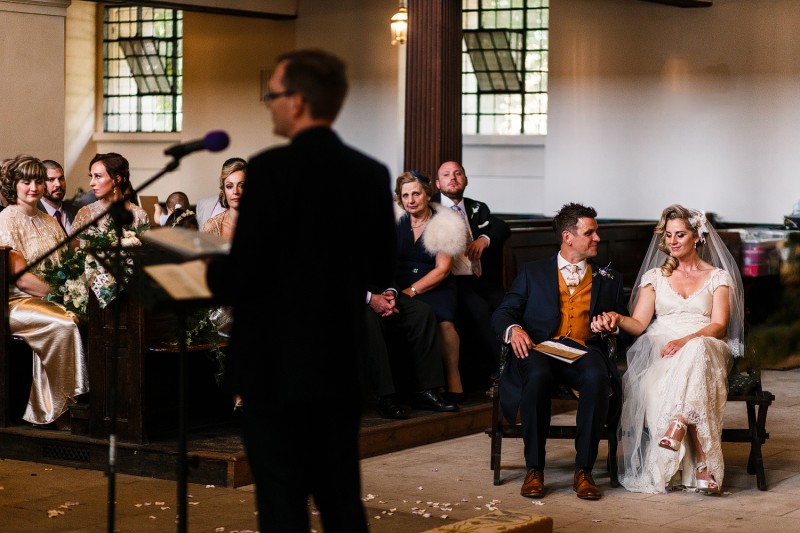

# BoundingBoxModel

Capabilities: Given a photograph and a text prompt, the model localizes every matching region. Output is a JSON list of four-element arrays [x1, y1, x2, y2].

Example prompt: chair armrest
[[605, 334, 618, 364]]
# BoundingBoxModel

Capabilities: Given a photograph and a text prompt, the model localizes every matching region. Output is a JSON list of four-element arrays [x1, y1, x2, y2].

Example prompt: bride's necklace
[[411, 211, 432, 229], [677, 260, 701, 278]]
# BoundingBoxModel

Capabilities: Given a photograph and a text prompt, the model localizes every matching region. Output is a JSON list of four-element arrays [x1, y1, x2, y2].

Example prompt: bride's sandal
[[658, 418, 687, 451], [696, 462, 720, 494]]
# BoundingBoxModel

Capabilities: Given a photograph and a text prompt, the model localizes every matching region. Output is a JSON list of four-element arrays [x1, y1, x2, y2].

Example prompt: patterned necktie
[[452, 205, 481, 277], [565, 264, 580, 289]]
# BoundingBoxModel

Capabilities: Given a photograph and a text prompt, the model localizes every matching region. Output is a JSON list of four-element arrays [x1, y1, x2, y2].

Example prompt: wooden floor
[[0, 393, 493, 489]]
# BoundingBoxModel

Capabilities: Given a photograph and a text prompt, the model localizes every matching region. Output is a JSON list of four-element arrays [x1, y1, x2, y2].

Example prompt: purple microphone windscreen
[[204, 131, 230, 152]]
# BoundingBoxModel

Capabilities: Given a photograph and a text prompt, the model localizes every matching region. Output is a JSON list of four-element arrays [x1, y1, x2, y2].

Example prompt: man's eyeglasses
[[264, 90, 295, 102]]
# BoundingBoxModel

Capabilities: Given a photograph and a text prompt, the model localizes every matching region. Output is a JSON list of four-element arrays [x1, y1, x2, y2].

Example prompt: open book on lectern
[[143, 226, 230, 258], [141, 227, 230, 301]]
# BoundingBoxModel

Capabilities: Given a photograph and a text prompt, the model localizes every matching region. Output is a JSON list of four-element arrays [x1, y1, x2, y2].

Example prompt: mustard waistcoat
[[554, 265, 593, 346]]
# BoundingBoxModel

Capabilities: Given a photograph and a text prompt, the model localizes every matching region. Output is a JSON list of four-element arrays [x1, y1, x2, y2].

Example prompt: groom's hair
[[553, 202, 597, 236]]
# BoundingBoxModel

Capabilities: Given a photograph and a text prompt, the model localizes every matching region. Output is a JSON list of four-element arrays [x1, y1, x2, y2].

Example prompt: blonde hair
[[218, 157, 247, 208], [654, 204, 701, 276]]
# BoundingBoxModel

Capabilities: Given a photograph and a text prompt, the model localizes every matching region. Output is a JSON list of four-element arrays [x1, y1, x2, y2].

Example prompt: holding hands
[[590, 311, 625, 334]]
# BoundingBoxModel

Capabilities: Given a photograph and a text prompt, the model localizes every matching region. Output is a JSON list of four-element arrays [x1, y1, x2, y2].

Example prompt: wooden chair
[[723, 360, 775, 490], [486, 336, 621, 487], [487, 336, 775, 490]]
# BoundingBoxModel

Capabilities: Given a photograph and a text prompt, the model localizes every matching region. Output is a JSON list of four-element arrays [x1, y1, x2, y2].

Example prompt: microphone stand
[[10, 157, 194, 533]]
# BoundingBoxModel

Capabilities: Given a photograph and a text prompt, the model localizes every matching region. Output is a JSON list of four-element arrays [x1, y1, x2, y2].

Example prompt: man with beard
[[37, 159, 78, 235]]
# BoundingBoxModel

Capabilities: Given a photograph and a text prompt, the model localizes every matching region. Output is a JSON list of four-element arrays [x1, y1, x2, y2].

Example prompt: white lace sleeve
[[639, 268, 658, 288], [710, 268, 734, 292]]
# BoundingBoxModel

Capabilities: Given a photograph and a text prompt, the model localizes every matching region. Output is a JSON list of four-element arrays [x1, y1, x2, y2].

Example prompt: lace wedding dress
[[617, 267, 734, 493]]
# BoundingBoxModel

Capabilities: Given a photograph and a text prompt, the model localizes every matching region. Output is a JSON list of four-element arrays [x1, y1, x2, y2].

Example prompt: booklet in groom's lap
[[532, 339, 587, 364]]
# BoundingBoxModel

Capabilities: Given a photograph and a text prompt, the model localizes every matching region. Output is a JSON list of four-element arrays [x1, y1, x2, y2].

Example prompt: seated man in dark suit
[[491, 202, 627, 501], [433, 161, 510, 395], [38, 159, 78, 235], [363, 287, 456, 418]]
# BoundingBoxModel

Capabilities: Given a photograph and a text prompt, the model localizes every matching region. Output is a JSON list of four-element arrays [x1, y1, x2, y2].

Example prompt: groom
[[491, 202, 628, 500]]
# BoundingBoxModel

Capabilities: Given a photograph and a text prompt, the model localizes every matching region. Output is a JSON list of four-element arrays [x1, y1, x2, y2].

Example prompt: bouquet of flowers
[[41, 219, 150, 317], [41, 247, 90, 317]]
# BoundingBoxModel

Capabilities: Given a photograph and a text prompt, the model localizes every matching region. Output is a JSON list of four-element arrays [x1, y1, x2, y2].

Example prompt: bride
[[592, 204, 744, 494]]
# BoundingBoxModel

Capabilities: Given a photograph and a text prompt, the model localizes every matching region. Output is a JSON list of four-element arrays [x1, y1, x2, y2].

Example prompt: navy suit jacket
[[491, 254, 628, 424]]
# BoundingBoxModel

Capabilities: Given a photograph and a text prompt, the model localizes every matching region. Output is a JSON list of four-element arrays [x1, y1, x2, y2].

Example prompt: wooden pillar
[[404, 0, 462, 183]]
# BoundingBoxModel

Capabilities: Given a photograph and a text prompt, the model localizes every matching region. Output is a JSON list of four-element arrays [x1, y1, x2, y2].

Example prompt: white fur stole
[[420, 203, 467, 258]]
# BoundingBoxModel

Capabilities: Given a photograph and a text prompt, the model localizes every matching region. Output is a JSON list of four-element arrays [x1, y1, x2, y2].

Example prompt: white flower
[[688, 210, 709, 243]]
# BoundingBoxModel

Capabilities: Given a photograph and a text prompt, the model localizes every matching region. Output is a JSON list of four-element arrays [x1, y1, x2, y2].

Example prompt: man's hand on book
[[508, 326, 534, 359]]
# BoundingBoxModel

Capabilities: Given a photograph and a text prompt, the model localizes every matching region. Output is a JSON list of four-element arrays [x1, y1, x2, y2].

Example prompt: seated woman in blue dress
[[394, 170, 467, 404]]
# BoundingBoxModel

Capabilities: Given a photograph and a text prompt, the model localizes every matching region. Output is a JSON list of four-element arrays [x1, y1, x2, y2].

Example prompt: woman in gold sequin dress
[[0, 155, 88, 428]]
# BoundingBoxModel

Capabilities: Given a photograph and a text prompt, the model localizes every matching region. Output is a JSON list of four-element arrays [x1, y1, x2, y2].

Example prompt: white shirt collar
[[439, 195, 465, 211], [41, 202, 63, 216], [557, 254, 586, 273]]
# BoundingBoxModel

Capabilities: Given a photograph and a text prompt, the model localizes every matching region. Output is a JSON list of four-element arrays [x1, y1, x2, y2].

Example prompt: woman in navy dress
[[395, 170, 467, 401]]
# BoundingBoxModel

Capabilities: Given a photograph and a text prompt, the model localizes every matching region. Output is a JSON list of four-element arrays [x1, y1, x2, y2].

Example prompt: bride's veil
[[628, 209, 745, 358]]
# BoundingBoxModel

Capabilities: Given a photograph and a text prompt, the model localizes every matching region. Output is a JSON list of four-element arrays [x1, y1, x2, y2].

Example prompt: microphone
[[164, 130, 230, 159]]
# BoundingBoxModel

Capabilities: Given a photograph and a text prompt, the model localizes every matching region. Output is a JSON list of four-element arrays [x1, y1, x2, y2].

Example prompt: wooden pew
[[0, 245, 230, 443], [85, 250, 231, 444], [0, 245, 23, 428], [500, 220, 656, 291]]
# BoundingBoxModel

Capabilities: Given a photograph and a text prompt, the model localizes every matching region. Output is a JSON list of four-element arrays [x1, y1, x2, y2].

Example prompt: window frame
[[462, 0, 549, 136], [102, 5, 183, 133]]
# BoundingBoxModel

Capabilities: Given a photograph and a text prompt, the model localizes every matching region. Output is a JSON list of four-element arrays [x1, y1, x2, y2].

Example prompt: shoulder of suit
[[525, 255, 557, 271]]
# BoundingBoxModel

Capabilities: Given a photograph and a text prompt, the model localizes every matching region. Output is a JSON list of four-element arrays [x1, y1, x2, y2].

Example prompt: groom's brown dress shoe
[[520, 468, 545, 498], [573, 469, 601, 500]]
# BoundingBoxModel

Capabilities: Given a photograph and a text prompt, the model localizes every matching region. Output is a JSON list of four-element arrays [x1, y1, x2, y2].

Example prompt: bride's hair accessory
[[688, 209, 709, 243], [172, 209, 195, 227]]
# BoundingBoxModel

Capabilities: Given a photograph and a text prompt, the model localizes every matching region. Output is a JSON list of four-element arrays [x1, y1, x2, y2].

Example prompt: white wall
[[464, 0, 800, 224], [292, 0, 404, 179], [15, 0, 800, 224], [545, 0, 800, 224]]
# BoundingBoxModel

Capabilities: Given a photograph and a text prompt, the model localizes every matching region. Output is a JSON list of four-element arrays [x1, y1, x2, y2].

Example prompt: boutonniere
[[592, 262, 614, 280], [470, 203, 481, 218]]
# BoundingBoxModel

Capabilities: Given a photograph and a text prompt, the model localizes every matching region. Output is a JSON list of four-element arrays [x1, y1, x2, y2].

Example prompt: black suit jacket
[[206, 127, 397, 406], [432, 193, 510, 287], [491, 254, 628, 424], [37, 199, 78, 225]]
